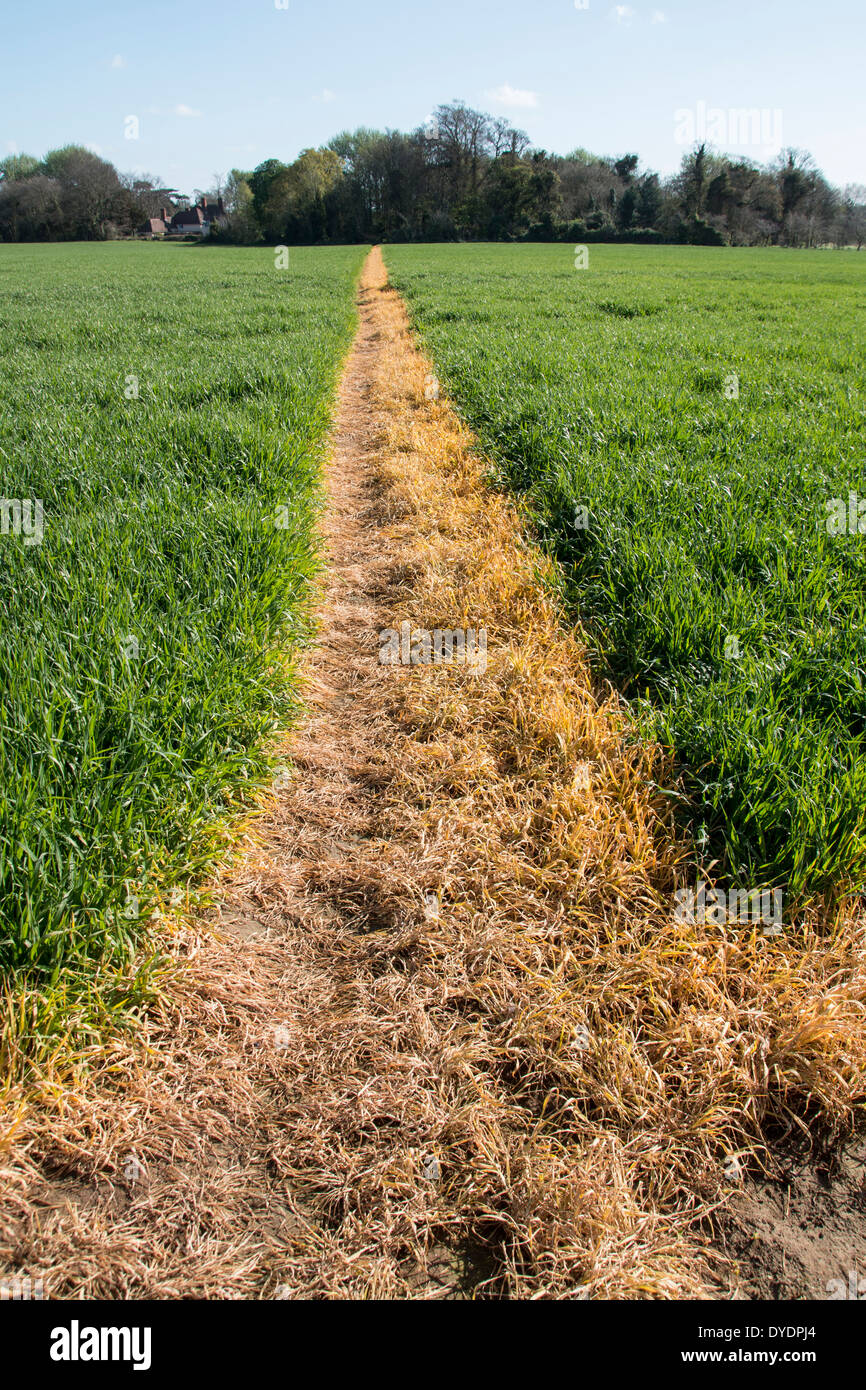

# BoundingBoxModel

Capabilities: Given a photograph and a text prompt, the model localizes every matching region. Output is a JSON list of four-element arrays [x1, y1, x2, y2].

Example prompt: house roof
[[171, 206, 205, 226], [168, 200, 226, 231], [139, 217, 167, 234]]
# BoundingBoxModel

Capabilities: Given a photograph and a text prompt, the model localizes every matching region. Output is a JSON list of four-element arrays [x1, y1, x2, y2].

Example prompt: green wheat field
[[385, 243, 866, 899], [0, 242, 364, 1017]]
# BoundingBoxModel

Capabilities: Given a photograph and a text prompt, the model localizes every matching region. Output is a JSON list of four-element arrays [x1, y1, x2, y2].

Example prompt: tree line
[[2, 103, 864, 248]]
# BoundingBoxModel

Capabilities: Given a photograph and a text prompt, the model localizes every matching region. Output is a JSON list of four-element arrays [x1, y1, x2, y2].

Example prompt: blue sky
[[2, 0, 863, 194]]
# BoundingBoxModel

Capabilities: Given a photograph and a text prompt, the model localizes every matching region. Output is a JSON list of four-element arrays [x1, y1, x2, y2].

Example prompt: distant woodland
[[2, 101, 864, 248]]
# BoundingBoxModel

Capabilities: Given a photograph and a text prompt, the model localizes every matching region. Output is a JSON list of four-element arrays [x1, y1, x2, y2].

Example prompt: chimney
[[160, 207, 168, 222]]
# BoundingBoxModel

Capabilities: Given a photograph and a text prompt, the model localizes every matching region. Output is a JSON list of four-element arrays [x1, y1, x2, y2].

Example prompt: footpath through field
[[2, 248, 864, 1299]]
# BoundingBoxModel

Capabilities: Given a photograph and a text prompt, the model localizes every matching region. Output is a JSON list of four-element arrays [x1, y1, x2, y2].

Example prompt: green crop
[[0, 241, 364, 1000], [385, 243, 866, 900]]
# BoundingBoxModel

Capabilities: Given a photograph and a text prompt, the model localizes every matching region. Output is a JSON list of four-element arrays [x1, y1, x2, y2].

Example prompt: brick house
[[137, 208, 171, 238], [168, 196, 227, 237]]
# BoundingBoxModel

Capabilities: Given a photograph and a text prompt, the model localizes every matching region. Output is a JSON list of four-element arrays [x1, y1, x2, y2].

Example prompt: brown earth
[[1, 247, 864, 1300], [715, 1145, 866, 1300]]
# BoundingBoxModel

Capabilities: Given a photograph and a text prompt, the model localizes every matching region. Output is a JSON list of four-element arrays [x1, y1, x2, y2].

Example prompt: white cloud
[[612, 5, 635, 22], [485, 83, 539, 110], [174, 104, 202, 118], [111, 54, 126, 69]]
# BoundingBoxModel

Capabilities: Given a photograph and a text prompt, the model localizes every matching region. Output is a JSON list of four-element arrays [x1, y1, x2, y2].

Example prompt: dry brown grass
[[1, 247, 864, 1300]]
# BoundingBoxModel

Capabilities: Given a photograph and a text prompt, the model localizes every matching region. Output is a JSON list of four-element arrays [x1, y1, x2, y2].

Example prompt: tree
[[40, 145, 125, 238], [248, 159, 288, 226], [0, 153, 40, 183], [477, 158, 539, 237], [772, 148, 817, 218], [675, 143, 716, 218], [120, 173, 181, 222], [219, 170, 259, 242], [428, 101, 494, 204], [614, 154, 639, 183], [635, 172, 663, 227], [553, 148, 631, 230], [770, 150, 838, 245], [616, 185, 636, 230], [837, 185, 866, 249], [0, 176, 63, 240], [261, 148, 342, 241], [488, 117, 530, 161]]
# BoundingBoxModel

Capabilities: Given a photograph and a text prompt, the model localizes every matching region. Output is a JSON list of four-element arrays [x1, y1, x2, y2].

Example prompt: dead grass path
[[2, 248, 864, 1301]]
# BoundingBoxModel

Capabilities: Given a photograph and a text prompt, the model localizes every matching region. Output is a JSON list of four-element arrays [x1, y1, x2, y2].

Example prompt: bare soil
[[715, 1146, 866, 1300]]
